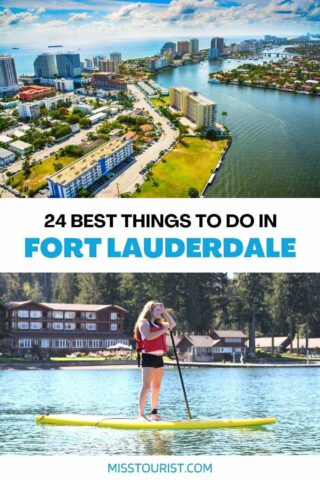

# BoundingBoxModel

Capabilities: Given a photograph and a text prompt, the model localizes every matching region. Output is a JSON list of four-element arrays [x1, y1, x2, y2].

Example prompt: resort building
[[91, 73, 127, 90], [0, 55, 19, 96], [172, 330, 247, 362], [0, 147, 15, 166], [34, 53, 57, 78], [147, 57, 169, 72], [18, 101, 41, 119], [47, 136, 134, 198], [169, 87, 217, 129], [0, 301, 129, 355], [19, 85, 56, 101]]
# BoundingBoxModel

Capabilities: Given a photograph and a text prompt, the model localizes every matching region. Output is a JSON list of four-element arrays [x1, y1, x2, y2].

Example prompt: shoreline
[[208, 80, 320, 97], [1, 359, 320, 370], [201, 138, 232, 197]]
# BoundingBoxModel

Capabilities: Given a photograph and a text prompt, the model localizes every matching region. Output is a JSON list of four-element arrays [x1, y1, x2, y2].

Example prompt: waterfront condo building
[[189, 38, 199, 55], [47, 136, 134, 198], [0, 55, 19, 96], [110, 52, 122, 62], [56, 53, 81, 78], [177, 41, 190, 56], [210, 37, 224, 56], [99, 59, 121, 74], [34, 53, 58, 78], [0, 301, 129, 354], [169, 87, 217, 129], [91, 73, 127, 90]]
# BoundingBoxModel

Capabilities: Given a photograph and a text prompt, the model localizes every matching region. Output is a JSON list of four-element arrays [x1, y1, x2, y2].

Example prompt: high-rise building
[[110, 52, 122, 62], [177, 41, 190, 56], [169, 87, 217, 129], [0, 55, 19, 96], [210, 38, 224, 56], [99, 59, 121, 74], [189, 38, 199, 55], [208, 48, 219, 60], [56, 53, 81, 78], [34, 53, 57, 78], [160, 42, 176, 55], [93, 56, 104, 68], [84, 58, 94, 70]]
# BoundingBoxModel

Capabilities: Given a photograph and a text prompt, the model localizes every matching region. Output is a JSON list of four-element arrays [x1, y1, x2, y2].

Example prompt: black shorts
[[141, 353, 164, 368]]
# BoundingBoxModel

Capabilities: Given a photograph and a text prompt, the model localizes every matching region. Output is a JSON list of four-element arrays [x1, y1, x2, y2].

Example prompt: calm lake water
[[156, 59, 320, 197], [1, 367, 319, 455]]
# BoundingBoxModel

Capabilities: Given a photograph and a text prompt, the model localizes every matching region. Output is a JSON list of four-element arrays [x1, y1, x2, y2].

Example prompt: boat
[[12, 47, 19, 50], [208, 173, 216, 185], [48, 45, 63, 48], [35, 414, 276, 430]]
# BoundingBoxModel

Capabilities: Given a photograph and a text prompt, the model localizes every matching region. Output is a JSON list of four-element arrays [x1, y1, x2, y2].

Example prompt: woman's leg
[[151, 367, 163, 420], [139, 367, 153, 418]]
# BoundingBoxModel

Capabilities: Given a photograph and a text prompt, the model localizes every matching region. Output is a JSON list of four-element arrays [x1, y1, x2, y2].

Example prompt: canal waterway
[[156, 55, 320, 197]]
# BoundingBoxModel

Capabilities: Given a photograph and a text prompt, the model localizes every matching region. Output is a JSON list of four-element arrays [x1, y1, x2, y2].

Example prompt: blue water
[[1, 367, 319, 455], [156, 58, 320, 197], [0, 37, 245, 75]]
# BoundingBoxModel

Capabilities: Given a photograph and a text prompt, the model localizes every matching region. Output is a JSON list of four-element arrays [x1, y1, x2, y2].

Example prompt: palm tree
[[221, 111, 228, 126]]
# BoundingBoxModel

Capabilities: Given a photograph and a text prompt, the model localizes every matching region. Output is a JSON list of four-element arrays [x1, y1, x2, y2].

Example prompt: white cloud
[[0, 7, 39, 26], [69, 12, 92, 22]]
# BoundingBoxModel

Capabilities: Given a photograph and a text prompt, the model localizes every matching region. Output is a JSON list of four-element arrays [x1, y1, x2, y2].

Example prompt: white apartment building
[[47, 136, 133, 198], [0, 147, 15, 166], [169, 87, 217, 129], [54, 78, 74, 92], [18, 102, 41, 119]]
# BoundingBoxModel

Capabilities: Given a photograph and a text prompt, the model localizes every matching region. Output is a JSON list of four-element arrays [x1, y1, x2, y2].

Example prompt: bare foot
[[151, 414, 162, 421], [138, 415, 150, 422]]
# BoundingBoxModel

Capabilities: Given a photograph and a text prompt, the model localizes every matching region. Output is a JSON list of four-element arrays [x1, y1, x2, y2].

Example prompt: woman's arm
[[162, 307, 176, 329], [139, 321, 169, 340]]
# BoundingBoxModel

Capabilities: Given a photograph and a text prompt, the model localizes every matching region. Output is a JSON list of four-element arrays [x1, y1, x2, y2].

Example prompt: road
[[96, 84, 178, 197]]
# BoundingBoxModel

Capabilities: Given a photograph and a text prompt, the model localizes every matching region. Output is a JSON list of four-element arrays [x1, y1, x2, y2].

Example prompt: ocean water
[[1, 367, 319, 455]]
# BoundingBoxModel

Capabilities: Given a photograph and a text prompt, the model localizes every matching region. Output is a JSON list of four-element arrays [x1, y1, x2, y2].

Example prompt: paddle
[[170, 330, 192, 419]]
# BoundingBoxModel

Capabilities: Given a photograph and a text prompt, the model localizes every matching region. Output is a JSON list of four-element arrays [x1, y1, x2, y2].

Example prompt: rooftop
[[0, 147, 13, 158], [10, 140, 32, 150], [189, 92, 216, 107], [48, 136, 131, 186], [214, 330, 247, 339], [5, 301, 128, 313]]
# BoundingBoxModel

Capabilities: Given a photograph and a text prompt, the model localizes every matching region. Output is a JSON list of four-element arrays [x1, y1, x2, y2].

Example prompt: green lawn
[[151, 95, 170, 108], [134, 136, 228, 198], [8, 154, 76, 193]]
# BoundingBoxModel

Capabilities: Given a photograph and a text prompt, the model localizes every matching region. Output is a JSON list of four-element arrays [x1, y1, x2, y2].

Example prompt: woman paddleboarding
[[134, 301, 176, 422]]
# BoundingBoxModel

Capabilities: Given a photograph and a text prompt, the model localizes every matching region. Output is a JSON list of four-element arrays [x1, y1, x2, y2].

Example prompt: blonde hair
[[134, 300, 165, 340]]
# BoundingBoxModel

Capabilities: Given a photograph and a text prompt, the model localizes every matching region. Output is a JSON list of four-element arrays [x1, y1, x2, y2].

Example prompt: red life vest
[[136, 320, 168, 354]]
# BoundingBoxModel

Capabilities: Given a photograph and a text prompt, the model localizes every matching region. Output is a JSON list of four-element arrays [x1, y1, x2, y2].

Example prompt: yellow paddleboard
[[35, 414, 276, 430]]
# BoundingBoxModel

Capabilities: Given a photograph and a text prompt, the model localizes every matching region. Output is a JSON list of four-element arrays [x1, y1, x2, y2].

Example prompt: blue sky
[[0, 0, 319, 46]]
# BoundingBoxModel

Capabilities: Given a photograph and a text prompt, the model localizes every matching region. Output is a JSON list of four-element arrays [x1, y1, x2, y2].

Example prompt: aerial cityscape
[[0, 31, 320, 198]]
